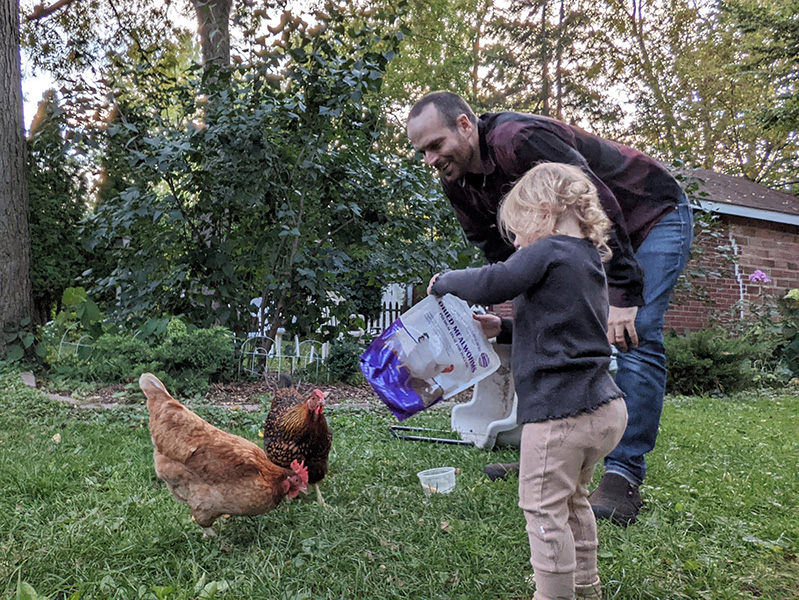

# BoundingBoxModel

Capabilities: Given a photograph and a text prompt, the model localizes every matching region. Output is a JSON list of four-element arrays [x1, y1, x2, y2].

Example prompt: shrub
[[718, 287, 799, 387], [48, 352, 89, 385], [86, 334, 158, 383], [777, 289, 799, 377], [154, 326, 237, 395], [326, 336, 365, 384], [290, 364, 328, 385], [42, 320, 237, 396], [664, 328, 762, 395]]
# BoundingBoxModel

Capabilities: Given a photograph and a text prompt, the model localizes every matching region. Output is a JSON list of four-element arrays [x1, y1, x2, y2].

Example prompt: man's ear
[[456, 113, 473, 133]]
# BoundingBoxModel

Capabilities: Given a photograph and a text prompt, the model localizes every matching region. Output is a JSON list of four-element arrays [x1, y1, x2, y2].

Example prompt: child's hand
[[473, 313, 501, 339], [427, 273, 441, 296]]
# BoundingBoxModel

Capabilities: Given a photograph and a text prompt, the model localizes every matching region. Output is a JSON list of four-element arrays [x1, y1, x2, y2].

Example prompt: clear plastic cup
[[417, 467, 456, 495]]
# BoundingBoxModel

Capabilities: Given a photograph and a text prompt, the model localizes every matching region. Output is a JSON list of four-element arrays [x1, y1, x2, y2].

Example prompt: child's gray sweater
[[432, 235, 623, 423]]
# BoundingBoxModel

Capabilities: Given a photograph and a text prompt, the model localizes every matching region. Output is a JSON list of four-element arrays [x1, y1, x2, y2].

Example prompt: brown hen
[[140, 373, 308, 537], [262, 375, 332, 505]]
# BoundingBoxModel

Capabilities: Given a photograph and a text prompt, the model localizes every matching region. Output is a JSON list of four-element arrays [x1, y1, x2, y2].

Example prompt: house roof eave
[[694, 200, 799, 227]]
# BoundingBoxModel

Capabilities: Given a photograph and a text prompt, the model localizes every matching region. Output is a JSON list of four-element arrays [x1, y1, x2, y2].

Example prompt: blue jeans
[[604, 197, 693, 486]]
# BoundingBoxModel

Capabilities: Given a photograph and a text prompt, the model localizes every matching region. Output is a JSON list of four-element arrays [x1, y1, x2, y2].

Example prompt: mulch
[[202, 376, 384, 412], [30, 372, 468, 413], [37, 373, 385, 412]]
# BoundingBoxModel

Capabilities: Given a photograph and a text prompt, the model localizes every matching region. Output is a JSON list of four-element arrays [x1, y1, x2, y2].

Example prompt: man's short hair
[[408, 91, 477, 130]]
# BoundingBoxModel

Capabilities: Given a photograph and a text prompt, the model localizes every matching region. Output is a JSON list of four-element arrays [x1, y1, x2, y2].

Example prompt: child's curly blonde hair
[[499, 162, 613, 261]]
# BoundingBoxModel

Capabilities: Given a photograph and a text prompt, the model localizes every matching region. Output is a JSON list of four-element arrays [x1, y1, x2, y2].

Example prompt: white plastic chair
[[450, 343, 523, 450]]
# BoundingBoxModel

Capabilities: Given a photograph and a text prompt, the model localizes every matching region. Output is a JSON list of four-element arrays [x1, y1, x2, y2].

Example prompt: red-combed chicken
[[262, 375, 332, 505], [139, 373, 308, 537]]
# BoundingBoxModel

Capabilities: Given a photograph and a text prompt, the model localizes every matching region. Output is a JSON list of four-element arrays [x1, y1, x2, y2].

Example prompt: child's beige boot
[[575, 579, 602, 600]]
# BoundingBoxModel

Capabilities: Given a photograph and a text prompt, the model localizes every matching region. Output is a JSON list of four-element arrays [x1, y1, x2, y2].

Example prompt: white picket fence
[[238, 334, 328, 379], [365, 299, 404, 335], [239, 296, 409, 379]]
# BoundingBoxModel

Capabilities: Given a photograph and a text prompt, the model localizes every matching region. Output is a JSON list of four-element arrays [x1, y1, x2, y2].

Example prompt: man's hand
[[427, 273, 441, 296], [607, 306, 639, 351], [473, 313, 501, 339]]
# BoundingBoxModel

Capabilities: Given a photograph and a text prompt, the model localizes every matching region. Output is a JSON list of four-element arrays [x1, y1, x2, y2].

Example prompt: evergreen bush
[[153, 326, 237, 395], [86, 334, 158, 383], [664, 328, 760, 395], [326, 336, 365, 384]]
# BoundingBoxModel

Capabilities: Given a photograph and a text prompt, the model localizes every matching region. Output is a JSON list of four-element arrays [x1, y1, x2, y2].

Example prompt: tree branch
[[27, 0, 76, 21]]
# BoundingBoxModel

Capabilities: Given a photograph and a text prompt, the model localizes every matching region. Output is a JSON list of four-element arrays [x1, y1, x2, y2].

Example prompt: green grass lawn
[[1, 367, 797, 600]]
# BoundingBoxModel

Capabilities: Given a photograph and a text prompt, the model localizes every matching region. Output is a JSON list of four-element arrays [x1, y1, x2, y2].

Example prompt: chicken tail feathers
[[139, 373, 167, 396], [277, 373, 294, 389], [139, 373, 180, 416]]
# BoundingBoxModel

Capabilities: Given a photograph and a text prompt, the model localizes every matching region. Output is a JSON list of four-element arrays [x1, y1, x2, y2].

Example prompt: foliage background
[[9, 0, 799, 360]]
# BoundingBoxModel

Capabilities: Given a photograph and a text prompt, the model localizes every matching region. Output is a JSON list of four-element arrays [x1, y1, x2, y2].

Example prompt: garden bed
[[32, 373, 384, 411]]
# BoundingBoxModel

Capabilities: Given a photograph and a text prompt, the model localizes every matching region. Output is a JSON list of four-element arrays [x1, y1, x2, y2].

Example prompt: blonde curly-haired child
[[429, 163, 628, 600]]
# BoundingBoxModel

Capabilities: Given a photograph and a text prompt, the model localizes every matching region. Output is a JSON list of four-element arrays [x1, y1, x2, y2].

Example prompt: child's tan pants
[[518, 397, 627, 600]]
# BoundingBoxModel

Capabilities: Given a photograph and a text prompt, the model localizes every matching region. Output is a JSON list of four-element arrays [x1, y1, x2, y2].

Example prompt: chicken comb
[[290, 459, 309, 485], [307, 389, 326, 413]]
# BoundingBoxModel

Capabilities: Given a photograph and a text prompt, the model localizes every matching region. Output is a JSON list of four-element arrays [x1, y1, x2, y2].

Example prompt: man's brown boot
[[482, 461, 520, 481], [589, 472, 641, 526]]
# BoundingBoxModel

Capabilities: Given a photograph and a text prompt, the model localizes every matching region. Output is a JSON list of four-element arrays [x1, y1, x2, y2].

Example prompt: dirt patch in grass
[[34, 373, 383, 412], [202, 377, 385, 411], [26, 371, 469, 412]]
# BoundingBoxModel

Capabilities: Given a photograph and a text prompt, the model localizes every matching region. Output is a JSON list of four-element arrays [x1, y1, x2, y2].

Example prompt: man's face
[[407, 104, 477, 182]]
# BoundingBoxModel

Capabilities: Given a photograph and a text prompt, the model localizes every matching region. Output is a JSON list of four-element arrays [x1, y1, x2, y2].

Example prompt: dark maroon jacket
[[441, 112, 685, 307]]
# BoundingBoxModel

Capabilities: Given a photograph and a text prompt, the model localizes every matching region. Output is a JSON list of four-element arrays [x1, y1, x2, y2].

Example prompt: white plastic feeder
[[450, 343, 522, 450]]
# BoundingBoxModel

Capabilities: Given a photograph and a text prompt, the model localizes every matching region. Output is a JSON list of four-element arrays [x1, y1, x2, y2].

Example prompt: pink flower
[[749, 270, 771, 283]]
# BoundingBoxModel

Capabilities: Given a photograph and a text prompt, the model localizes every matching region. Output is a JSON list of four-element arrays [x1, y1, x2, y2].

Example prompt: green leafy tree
[[84, 2, 460, 340], [721, 0, 799, 189], [489, 0, 625, 128], [27, 89, 89, 325], [20, 0, 190, 79], [588, 0, 695, 151], [578, 0, 798, 190], [671, 13, 796, 183], [382, 0, 495, 111]]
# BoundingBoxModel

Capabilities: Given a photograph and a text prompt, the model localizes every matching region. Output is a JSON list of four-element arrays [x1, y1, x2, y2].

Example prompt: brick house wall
[[665, 214, 799, 332]]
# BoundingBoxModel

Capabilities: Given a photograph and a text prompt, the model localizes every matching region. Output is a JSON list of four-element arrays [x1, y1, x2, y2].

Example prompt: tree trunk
[[0, 0, 33, 353], [191, 0, 232, 68], [554, 0, 564, 120], [629, 0, 677, 151], [470, 14, 481, 100], [539, 2, 550, 116]]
